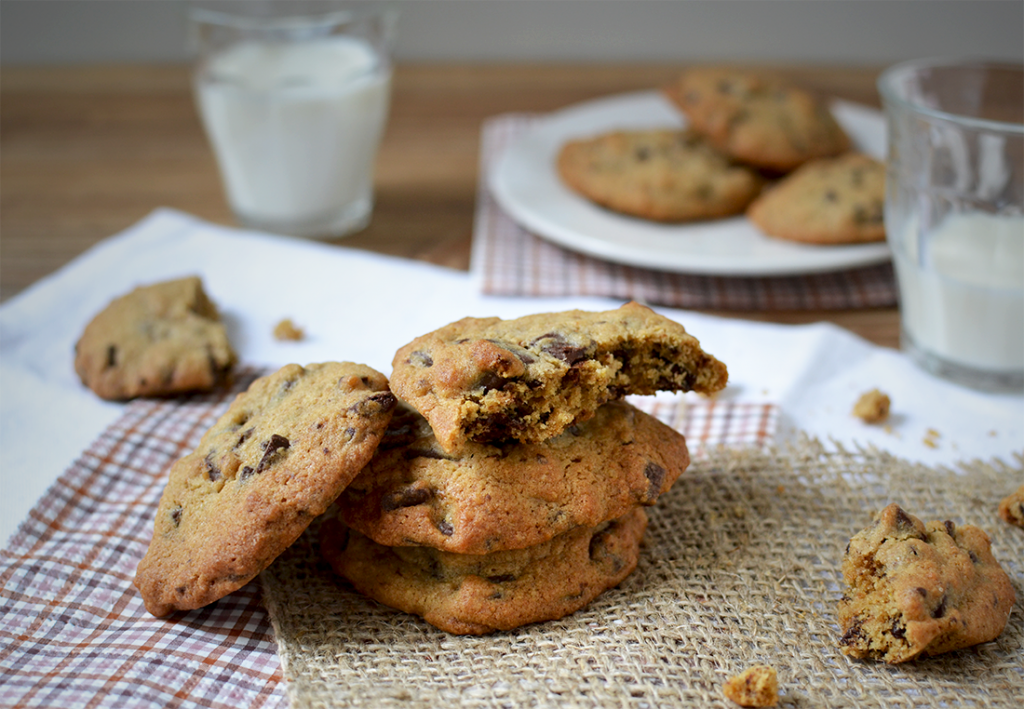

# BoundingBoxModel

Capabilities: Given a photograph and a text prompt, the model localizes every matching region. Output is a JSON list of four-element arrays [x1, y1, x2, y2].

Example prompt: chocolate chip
[[933, 594, 948, 619], [643, 462, 667, 503], [436, 520, 454, 536], [381, 485, 432, 512], [486, 574, 516, 584], [944, 520, 956, 537], [204, 454, 221, 482], [893, 506, 916, 531], [969, 550, 980, 564], [475, 371, 506, 392], [916, 587, 928, 597], [530, 332, 590, 365], [890, 619, 906, 639], [407, 350, 433, 367], [106, 345, 118, 369], [635, 146, 651, 161], [238, 465, 255, 481], [840, 619, 866, 646], [254, 434, 290, 474], [170, 506, 183, 527], [349, 392, 397, 416], [235, 427, 254, 449]]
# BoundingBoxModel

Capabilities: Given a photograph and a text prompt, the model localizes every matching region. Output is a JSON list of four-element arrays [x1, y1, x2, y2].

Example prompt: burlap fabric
[[261, 440, 1023, 709]]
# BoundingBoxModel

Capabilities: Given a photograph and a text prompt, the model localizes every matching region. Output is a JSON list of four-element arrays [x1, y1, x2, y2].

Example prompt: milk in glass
[[196, 36, 391, 236]]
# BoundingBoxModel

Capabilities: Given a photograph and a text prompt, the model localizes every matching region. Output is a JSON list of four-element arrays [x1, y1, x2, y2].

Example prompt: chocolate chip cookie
[[556, 128, 763, 222], [337, 399, 688, 554], [134, 361, 396, 617], [74, 276, 237, 400], [747, 154, 886, 244], [664, 67, 851, 172], [320, 508, 648, 635], [999, 485, 1024, 528], [390, 302, 728, 453], [837, 503, 1016, 663]]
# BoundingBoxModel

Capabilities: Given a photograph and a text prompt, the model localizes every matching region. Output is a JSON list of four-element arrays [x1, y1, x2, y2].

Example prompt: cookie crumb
[[923, 428, 941, 449], [723, 665, 778, 707], [852, 389, 890, 423], [273, 318, 305, 341]]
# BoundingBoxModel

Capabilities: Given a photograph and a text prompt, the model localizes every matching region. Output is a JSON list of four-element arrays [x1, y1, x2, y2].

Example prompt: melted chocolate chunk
[[643, 462, 667, 502], [530, 332, 590, 365], [349, 392, 397, 417], [890, 618, 906, 639], [381, 485, 432, 512], [407, 350, 433, 367], [254, 434, 290, 474], [204, 454, 221, 482]]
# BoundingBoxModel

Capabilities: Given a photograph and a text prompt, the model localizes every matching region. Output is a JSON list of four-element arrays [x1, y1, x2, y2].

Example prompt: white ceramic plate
[[489, 91, 891, 276]]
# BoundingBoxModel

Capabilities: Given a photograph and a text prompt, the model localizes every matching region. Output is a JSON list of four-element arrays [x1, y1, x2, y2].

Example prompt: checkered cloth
[[475, 114, 898, 310], [0, 368, 775, 707]]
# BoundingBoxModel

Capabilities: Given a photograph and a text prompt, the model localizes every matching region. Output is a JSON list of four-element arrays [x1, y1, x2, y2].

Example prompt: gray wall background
[[2, 0, 1022, 66]]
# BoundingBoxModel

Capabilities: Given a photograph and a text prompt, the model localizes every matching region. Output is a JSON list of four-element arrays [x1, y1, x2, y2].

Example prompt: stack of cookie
[[320, 301, 728, 634], [132, 301, 727, 635], [558, 67, 886, 246]]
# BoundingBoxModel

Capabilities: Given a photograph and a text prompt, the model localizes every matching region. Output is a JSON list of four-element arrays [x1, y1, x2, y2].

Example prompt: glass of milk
[[879, 59, 1023, 391], [189, 1, 397, 238]]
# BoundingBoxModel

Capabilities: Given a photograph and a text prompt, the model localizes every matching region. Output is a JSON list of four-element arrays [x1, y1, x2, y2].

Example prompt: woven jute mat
[[260, 440, 1023, 708]]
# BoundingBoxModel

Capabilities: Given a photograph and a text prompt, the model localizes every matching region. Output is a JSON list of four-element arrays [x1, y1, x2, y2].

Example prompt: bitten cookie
[[390, 301, 728, 453], [747, 154, 886, 244], [556, 129, 763, 222], [664, 67, 851, 172], [337, 400, 689, 554], [999, 485, 1024, 528], [320, 508, 648, 635], [837, 503, 1016, 663], [134, 362, 396, 617], [74, 276, 237, 400]]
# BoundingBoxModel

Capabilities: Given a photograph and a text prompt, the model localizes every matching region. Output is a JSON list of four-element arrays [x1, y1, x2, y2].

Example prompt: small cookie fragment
[[837, 503, 1016, 663], [273, 318, 305, 341], [74, 276, 236, 400], [320, 508, 648, 635], [337, 400, 689, 554], [390, 301, 728, 453], [747, 154, 886, 244], [722, 665, 778, 707], [664, 67, 850, 172], [852, 388, 890, 424], [998, 485, 1024, 528], [134, 361, 396, 617], [556, 129, 763, 222]]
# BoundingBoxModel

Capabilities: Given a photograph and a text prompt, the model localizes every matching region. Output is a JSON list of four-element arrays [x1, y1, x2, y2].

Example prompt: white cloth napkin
[[2, 209, 1021, 545]]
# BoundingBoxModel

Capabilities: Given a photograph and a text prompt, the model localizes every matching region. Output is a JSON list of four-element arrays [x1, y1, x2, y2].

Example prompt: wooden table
[[0, 63, 900, 347]]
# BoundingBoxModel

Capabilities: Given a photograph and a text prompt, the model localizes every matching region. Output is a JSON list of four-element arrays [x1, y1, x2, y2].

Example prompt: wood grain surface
[[0, 63, 899, 347]]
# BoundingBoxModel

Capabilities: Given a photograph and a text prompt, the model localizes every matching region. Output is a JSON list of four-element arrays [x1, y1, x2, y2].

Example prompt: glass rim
[[189, 2, 395, 31], [877, 57, 1024, 135]]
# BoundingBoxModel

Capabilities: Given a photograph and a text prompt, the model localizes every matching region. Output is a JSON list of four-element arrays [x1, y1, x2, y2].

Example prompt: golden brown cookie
[[747, 154, 886, 244], [389, 301, 728, 453], [556, 128, 763, 222], [722, 665, 779, 707], [664, 67, 851, 172], [837, 503, 1016, 663], [998, 485, 1024, 528], [134, 362, 396, 616], [74, 276, 236, 400], [320, 508, 648, 635], [337, 400, 688, 554]]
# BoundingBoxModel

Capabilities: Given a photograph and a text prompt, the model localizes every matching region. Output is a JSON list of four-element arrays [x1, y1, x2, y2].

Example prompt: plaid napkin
[[475, 114, 897, 310], [0, 367, 774, 707]]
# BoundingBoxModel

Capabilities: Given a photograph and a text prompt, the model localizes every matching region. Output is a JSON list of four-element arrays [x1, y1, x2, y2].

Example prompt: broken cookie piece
[[134, 361, 395, 616], [998, 485, 1024, 528], [389, 301, 728, 453], [722, 665, 778, 707], [852, 388, 890, 424], [837, 503, 1015, 663]]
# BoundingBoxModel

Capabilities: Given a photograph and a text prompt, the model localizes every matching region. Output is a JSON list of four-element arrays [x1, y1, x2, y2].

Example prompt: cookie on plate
[[134, 361, 396, 617], [837, 503, 1016, 663], [998, 484, 1024, 528], [746, 153, 886, 244], [74, 276, 237, 400], [337, 399, 688, 554], [664, 67, 851, 172], [556, 128, 763, 222], [389, 301, 728, 453], [320, 507, 648, 635]]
